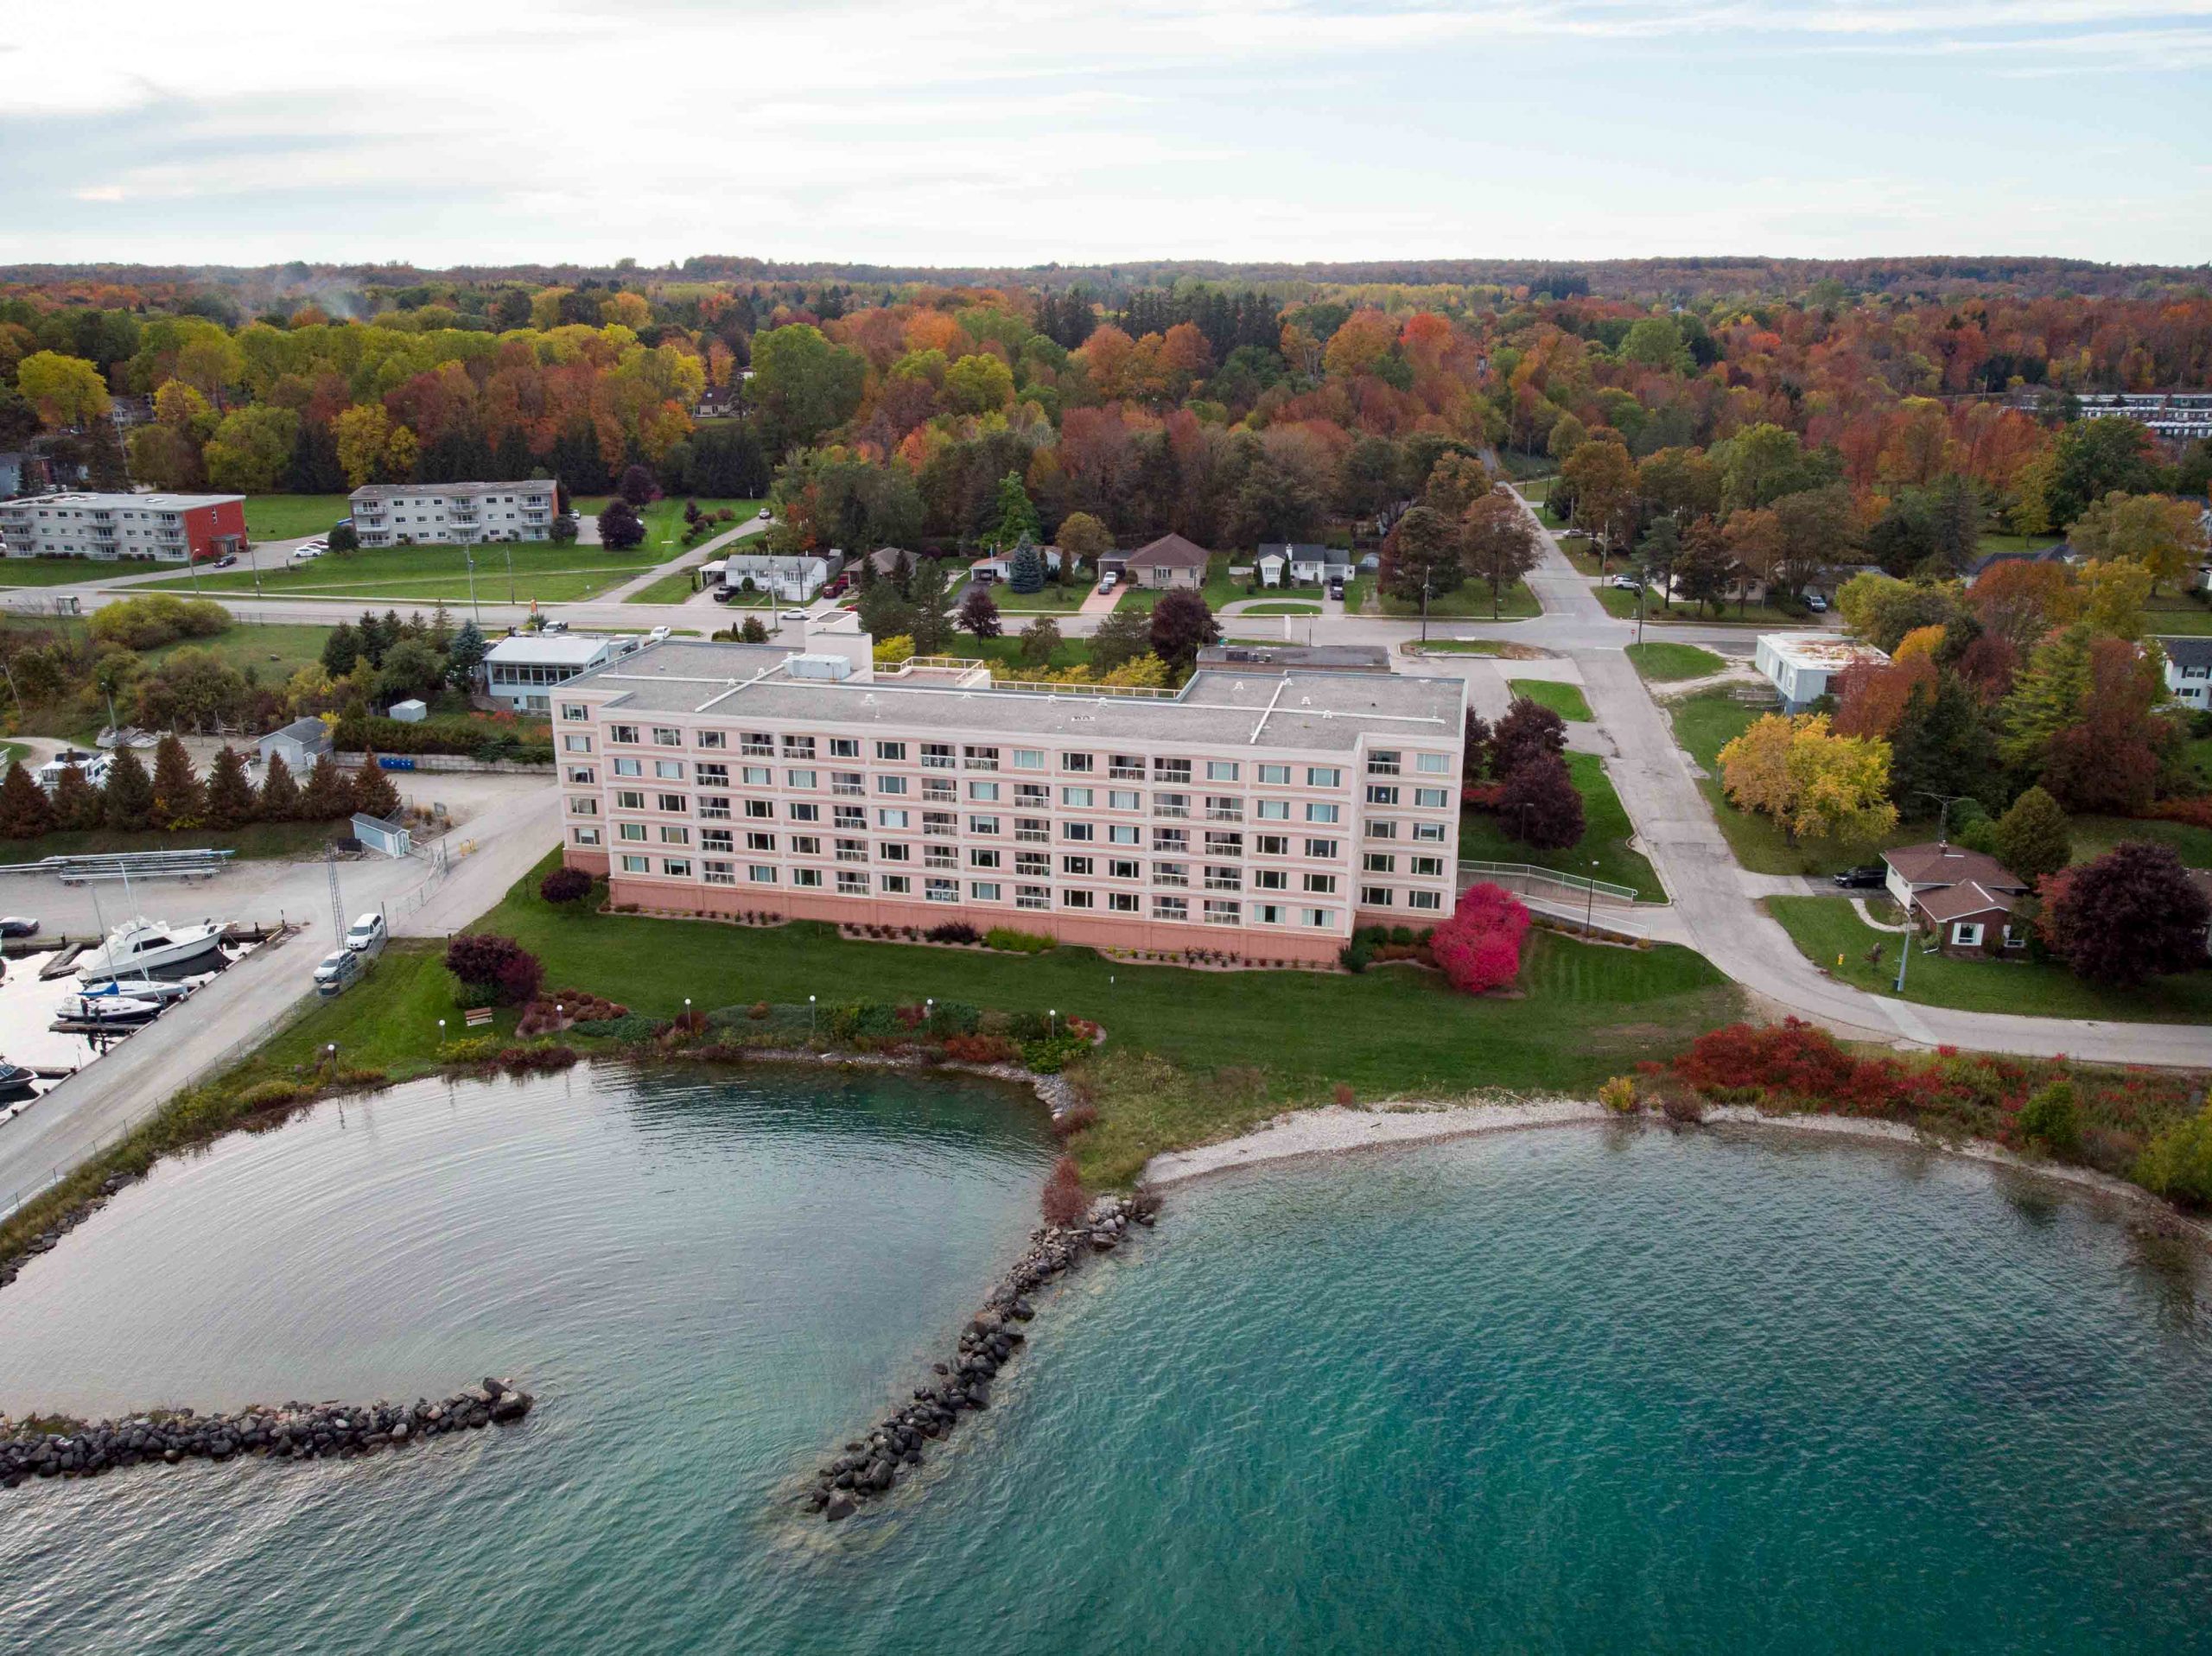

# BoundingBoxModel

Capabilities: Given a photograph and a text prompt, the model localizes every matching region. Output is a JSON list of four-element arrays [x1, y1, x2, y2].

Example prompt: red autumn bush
[[2149, 796, 2212, 831], [942, 1032, 1018, 1063], [1430, 882, 1531, 994], [1040, 1155, 1088, 1227]]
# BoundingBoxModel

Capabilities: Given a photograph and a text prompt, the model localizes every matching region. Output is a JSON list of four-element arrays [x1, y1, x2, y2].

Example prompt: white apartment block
[[0, 491, 246, 562], [555, 626, 1465, 962], [348, 480, 557, 546]]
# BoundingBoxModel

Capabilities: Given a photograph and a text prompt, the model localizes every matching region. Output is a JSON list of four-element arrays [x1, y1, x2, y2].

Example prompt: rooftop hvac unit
[[786, 653, 855, 681]]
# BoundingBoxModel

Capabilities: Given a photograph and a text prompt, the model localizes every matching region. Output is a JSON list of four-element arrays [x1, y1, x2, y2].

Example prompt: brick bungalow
[[1126, 532, 1211, 590], [1881, 842, 2031, 956]]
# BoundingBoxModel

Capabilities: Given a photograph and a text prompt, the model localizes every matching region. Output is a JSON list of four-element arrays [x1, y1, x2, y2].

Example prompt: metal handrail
[[1458, 860, 1640, 904]]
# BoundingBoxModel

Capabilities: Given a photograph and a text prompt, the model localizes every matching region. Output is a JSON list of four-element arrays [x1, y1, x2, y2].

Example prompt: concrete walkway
[[595, 516, 770, 603]]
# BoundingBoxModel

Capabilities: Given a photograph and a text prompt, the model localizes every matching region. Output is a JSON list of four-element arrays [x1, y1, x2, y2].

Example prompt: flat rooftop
[[1198, 644, 1390, 673], [1759, 631, 1888, 671], [566, 641, 1462, 753], [351, 481, 549, 498], [0, 491, 243, 511], [486, 633, 622, 666]]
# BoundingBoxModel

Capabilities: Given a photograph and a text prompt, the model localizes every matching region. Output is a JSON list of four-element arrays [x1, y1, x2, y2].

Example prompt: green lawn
[[623, 565, 713, 606], [573, 498, 765, 556], [1507, 678, 1592, 721], [989, 582, 1092, 614], [2069, 815, 2212, 870], [1627, 642, 1728, 682], [1459, 752, 1663, 901], [1240, 601, 1322, 616], [2141, 593, 2212, 637], [147, 621, 335, 682], [1379, 580, 1541, 620], [1768, 896, 2212, 1024], [1517, 476, 1555, 503], [1668, 688, 1923, 876], [1115, 556, 1249, 616], [1975, 531, 2065, 556], [0, 556, 143, 587], [1558, 535, 1605, 577], [1597, 586, 1807, 625], [241, 495, 354, 542], [137, 540, 674, 605], [0, 820, 341, 868]]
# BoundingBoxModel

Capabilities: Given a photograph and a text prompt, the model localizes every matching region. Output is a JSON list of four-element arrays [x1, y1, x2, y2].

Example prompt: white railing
[[1458, 860, 1641, 906]]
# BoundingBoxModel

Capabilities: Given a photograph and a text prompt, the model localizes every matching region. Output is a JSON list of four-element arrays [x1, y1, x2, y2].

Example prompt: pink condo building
[[555, 619, 1465, 963]]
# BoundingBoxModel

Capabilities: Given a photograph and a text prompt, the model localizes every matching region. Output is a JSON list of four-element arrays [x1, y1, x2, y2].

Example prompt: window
[[1413, 822, 1446, 844], [877, 776, 908, 796], [1109, 891, 1140, 913], [1256, 799, 1289, 821], [741, 733, 774, 756], [787, 770, 817, 790], [1303, 873, 1337, 895], [1254, 834, 1288, 856], [608, 725, 639, 744], [1366, 821, 1397, 841], [1306, 803, 1340, 824], [1109, 754, 1145, 781], [696, 763, 729, 786], [1408, 890, 1442, 912], [619, 822, 647, 842], [1414, 788, 1449, 809], [698, 730, 728, 749], [1154, 895, 1188, 920], [1109, 858, 1141, 880], [1255, 904, 1286, 925], [1306, 766, 1340, 787], [789, 803, 821, 823], [1255, 869, 1287, 891], [1953, 923, 1985, 949], [744, 831, 774, 852], [657, 728, 684, 747], [1411, 856, 1445, 879], [1154, 861, 1190, 887], [970, 882, 1001, 902], [1062, 786, 1094, 807], [657, 792, 685, 813], [1367, 750, 1401, 776], [745, 799, 774, 820], [659, 825, 690, 845], [1205, 865, 1241, 891], [1012, 749, 1046, 771], [1017, 852, 1050, 877], [1203, 899, 1242, 925], [613, 757, 642, 777], [1109, 789, 1140, 811], [963, 746, 999, 770], [1362, 886, 1393, 907], [836, 838, 868, 863], [1205, 831, 1243, 856], [1061, 752, 1094, 772], [1206, 761, 1239, 782], [573, 827, 601, 847], [749, 865, 777, 884], [1063, 822, 1095, 842], [1154, 827, 1188, 851], [1154, 758, 1192, 784], [830, 738, 859, 758], [1300, 908, 1332, 929], [1154, 791, 1191, 818], [566, 766, 594, 785], [791, 868, 823, 888], [1062, 890, 1095, 910], [1107, 824, 1140, 847], [970, 848, 1001, 869], [969, 780, 1001, 802], [1017, 885, 1050, 910], [1305, 838, 1338, 859], [969, 815, 1001, 835], [876, 741, 906, 761], [881, 874, 912, 894], [1259, 764, 1290, 785], [790, 834, 822, 856], [620, 854, 650, 873], [702, 829, 734, 853], [1363, 853, 1395, 873], [836, 871, 869, 895], [922, 743, 955, 770], [704, 861, 736, 886], [1206, 796, 1242, 822], [561, 703, 588, 721], [1063, 855, 1095, 876], [1416, 752, 1450, 774], [878, 809, 910, 828], [1367, 785, 1399, 806], [663, 859, 692, 878], [735, 765, 767, 786], [569, 797, 598, 816], [783, 736, 815, 758], [655, 759, 685, 780], [832, 771, 864, 796]]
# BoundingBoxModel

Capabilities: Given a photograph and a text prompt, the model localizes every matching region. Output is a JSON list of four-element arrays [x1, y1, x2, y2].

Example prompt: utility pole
[[1420, 569, 1432, 646], [502, 544, 515, 606], [464, 550, 480, 625]]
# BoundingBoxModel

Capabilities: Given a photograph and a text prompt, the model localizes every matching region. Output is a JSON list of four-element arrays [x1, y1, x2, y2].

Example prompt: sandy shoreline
[[1141, 1098, 2212, 1240]]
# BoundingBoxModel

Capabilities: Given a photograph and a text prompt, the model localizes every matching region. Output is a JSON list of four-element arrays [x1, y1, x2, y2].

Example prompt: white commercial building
[[1754, 632, 1889, 713], [349, 481, 558, 547], [484, 633, 642, 714]]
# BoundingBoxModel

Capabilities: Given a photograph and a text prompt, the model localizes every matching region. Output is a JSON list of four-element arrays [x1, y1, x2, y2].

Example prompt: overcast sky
[[3, 0, 2209, 270]]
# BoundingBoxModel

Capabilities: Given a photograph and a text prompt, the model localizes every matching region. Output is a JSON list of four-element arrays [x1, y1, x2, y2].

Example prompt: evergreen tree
[[257, 750, 302, 821], [446, 619, 489, 693], [353, 753, 402, 818], [1888, 674, 2000, 811], [1994, 785, 2071, 885], [1999, 623, 2093, 773], [101, 747, 155, 832], [321, 623, 364, 678], [906, 557, 956, 656], [202, 745, 258, 828], [51, 763, 102, 831], [1007, 536, 1046, 595], [429, 601, 454, 653], [355, 610, 392, 668], [0, 760, 56, 839], [987, 472, 1039, 553], [148, 733, 204, 830], [302, 753, 355, 821]]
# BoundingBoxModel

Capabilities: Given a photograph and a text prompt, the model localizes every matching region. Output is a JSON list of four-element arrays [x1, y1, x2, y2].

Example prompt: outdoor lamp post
[[1584, 860, 1599, 938], [1049, 1007, 1058, 1037], [809, 993, 817, 1037]]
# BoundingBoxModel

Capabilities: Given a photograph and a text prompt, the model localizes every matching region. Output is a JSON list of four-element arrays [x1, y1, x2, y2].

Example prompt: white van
[[344, 912, 387, 956]]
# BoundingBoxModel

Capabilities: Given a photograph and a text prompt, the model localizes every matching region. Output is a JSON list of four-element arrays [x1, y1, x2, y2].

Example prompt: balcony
[[1204, 876, 1243, 892], [1109, 765, 1144, 782], [831, 783, 864, 797], [1205, 807, 1243, 822], [924, 823, 957, 839], [1154, 803, 1190, 820], [741, 742, 775, 757], [698, 806, 731, 821], [1154, 872, 1190, 888], [921, 754, 956, 771], [1014, 829, 1049, 844], [1367, 762, 1401, 777], [924, 852, 957, 871], [835, 848, 868, 864]]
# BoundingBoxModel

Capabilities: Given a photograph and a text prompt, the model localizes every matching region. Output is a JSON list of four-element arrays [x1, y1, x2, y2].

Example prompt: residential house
[[1754, 632, 1889, 713], [1255, 543, 1354, 587], [969, 545, 1065, 583], [1125, 533, 1211, 590], [1963, 542, 2071, 587], [0, 453, 49, 498], [1882, 842, 2031, 956], [2160, 636, 2212, 709], [721, 551, 838, 601], [259, 716, 334, 773]]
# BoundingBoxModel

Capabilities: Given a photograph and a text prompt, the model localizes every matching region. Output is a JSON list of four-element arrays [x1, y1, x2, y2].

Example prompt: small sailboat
[[56, 989, 164, 1024], [77, 917, 226, 980], [75, 974, 199, 1005]]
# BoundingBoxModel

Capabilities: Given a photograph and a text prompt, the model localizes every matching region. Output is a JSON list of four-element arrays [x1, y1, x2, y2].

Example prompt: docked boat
[[56, 990, 164, 1024], [0, 1061, 35, 1101], [76, 974, 200, 1005], [76, 917, 226, 980]]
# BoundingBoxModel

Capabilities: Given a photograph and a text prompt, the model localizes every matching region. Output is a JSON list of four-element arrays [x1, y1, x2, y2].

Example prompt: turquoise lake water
[[1, 1069, 2209, 1653]]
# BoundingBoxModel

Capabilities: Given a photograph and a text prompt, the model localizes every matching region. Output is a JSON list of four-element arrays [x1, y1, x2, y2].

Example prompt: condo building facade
[[0, 491, 246, 562], [347, 480, 557, 546], [555, 625, 1465, 962]]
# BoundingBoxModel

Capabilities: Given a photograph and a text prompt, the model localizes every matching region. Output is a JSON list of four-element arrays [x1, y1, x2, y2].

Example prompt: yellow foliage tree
[[1720, 712, 1898, 845], [1892, 625, 1946, 664], [2069, 492, 2209, 594], [1718, 713, 1798, 822], [2077, 558, 2152, 642]]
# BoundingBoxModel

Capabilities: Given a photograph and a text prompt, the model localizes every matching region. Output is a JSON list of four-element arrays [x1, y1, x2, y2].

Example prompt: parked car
[[1327, 576, 1345, 600], [780, 608, 809, 622], [1832, 865, 1887, 889], [711, 586, 735, 604], [1098, 574, 1118, 594], [822, 577, 849, 597], [1803, 592, 1829, 613], [1605, 574, 1642, 591], [289, 545, 324, 565], [756, 507, 772, 520], [0, 917, 39, 939], [313, 949, 364, 998], [343, 912, 387, 956], [540, 619, 569, 634], [648, 625, 671, 643], [212, 554, 238, 569]]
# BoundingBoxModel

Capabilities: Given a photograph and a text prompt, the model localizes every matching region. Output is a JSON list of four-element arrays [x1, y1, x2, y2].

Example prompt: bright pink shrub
[[1430, 882, 1531, 994]]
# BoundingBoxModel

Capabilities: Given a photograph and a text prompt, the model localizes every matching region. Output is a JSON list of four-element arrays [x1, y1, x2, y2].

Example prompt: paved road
[[0, 777, 558, 1217]]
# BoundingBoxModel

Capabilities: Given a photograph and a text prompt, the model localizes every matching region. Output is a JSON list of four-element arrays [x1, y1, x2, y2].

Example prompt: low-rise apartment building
[[554, 625, 1465, 961], [0, 491, 246, 562], [348, 481, 557, 546]]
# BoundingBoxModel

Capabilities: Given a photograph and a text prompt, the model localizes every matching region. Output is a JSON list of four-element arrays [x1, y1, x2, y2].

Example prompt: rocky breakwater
[[805, 1190, 1155, 1523], [2, 1378, 535, 1488]]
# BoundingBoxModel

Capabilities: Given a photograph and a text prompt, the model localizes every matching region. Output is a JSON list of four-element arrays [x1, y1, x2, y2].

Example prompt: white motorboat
[[77, 917, 226, 980], [76, 974, 199, 1005], [57, 991, 164, 1023]]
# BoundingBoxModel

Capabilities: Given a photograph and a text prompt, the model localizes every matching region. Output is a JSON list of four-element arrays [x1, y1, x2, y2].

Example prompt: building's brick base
[[594, 873, 1344, 963]]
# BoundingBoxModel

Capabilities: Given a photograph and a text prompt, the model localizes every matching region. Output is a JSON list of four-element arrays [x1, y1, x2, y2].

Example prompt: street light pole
[[1584, 859, 1599, 938], [1420, 570, 1431, 645], [464, 550, 480, 625]]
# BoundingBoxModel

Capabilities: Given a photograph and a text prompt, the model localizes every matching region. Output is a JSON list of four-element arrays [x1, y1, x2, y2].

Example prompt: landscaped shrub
[[943, 1032, 1017, 1063], [1052, 1104, 1100, 1139], [1429, 882, 1531, 994], [983, 926, 1056, 955], [443, 933, 543, 1006], [1598, 1075, 1637, 1115], [2135, 1098, 2212, 1207], [925, 1001, 981, 1036], [575, 1012, 655, 1042], [1040, 1156, 1088, 1228], [539, 866, 594, 904], [2016, 1080, 2081, 1154], [1020, 1034, 1087, 1074], [925, 922, 981, 944]]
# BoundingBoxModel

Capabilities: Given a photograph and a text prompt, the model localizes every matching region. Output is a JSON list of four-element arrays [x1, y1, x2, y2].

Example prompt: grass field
[[573, 498, 765, 556], [241, 495, 354, 542], [0, 820, 340, 866], [1768, 896, 2212, 1024], [1240, 601, 1322, 616], [1408, 639, 1533, 657], [624, 565, 715, 605], [1975, 531, 2065, 557], [2141, 593, 2212, 637], [1597, 586, 1807, 625], [148, 621, 335, 682], [1506, 678, 1592, 721], [1517, 476, 1554, 503], [1627, 642, 1728, 682], [138, 541, 673, 605], [988, 582, 1093, 614], [0, 556, 143, 587], [1378, 580, 1541, 620], [1459, 752, 1663, 900], [2069, 814, 2212, 870]]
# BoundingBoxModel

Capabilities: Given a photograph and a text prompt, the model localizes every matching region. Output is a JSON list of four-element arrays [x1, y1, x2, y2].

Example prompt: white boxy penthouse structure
[[555, 620, 1465, 962]]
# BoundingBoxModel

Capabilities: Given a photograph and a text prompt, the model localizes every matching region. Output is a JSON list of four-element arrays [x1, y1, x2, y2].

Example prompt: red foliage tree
[[1491, 695, 1567, 777], [539, 866, 593, 904], [2040, 841, 2212, 987], [1147, 587, 1219, 670], [1430, 882, 1532, 994], [1497, 751, 1584, 850], [443, 932, 544, 1005]]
